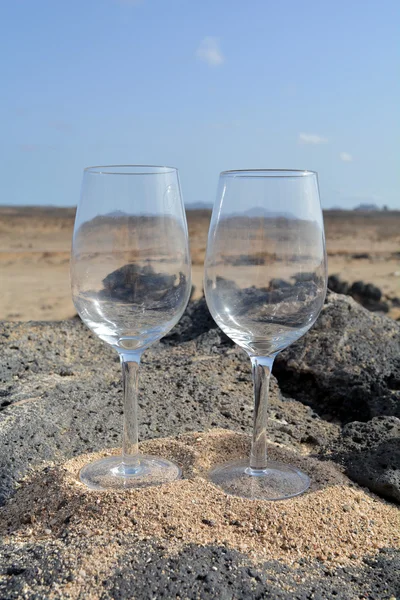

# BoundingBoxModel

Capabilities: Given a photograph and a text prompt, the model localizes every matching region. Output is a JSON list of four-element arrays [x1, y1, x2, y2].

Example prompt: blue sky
[[1, 0, 399, 209]]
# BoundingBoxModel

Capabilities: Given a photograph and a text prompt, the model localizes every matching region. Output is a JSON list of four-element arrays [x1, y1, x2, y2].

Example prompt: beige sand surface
[[1, 430, 398, 599], [0, 207, 399, 321], [0, 430, 400, 598]]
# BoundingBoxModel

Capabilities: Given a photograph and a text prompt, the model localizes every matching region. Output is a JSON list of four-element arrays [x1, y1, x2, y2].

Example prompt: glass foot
[[79, 454, 181, 491], [209, 459, 310, 501]]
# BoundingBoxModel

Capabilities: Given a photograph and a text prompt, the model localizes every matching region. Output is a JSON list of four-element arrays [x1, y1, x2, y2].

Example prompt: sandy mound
[[1, 430, 398, 598]]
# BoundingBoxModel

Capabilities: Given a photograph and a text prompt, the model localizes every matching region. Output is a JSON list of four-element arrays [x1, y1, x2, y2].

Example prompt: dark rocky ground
[[274, 292, 400, 422], [101, 545, 400, 600], [327, 273, 400, 315], [1, 541, 398, 600], [0, 292, 399, 599]]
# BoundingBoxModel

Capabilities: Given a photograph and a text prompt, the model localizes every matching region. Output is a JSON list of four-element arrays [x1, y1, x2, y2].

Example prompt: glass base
[[209, 459, 310, 501], [79, 454, 181, 491]]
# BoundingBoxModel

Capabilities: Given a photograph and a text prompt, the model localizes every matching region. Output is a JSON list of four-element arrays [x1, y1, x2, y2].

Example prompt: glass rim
[[220, 169, 317, 178], [84, 165, 178, 175]]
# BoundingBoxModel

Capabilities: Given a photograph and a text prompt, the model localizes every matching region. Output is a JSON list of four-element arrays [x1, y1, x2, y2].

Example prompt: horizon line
[[0, 204, 399, 212]]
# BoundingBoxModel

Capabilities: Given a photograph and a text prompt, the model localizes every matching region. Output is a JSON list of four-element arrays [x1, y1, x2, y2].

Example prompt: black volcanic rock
[[0, 296, 399, 598], [364, 283, 382, 302], [327, 274, 350, 295], [327, 416, 400, 503], [162, 297, 224, 345], [274, 292, 400, 421], [1, 540, 398, 600], [99, 543, 400, 600], [100, 263, 187, 309], [2, 294, 400, 506], [0, 309, 337, 505], [328, 276, 389, 313]]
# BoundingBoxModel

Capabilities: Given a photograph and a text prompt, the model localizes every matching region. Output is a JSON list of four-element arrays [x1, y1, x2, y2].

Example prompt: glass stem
[[249, 355, 276, 472], [120, 351, 142, 473]]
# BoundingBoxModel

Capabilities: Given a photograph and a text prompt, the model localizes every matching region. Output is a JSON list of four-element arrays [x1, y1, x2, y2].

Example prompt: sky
[[1, 0, 399, 209]]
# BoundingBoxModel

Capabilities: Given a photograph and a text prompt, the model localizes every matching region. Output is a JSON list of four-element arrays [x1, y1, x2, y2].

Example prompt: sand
[[1, 207, 400, 321], [1, 430, 398, 597], [1, 207, 399, 598]]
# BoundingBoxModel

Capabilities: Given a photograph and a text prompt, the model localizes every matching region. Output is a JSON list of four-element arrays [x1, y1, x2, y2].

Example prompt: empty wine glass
[[71, 165, 191, 490], [204, 169, 327, 500]]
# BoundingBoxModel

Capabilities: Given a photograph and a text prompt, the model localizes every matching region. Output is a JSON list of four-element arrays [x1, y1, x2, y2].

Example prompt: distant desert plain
[[0, 206, 399, 321]]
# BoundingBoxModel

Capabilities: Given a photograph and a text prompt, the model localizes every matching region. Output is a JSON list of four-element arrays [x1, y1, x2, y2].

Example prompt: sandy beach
[[1, 206, 399, 321]]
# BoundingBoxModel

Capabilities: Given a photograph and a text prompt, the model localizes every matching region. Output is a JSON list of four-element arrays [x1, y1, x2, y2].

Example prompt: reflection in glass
[[204, 170, 327, 500], [71, 166, 191, 490]]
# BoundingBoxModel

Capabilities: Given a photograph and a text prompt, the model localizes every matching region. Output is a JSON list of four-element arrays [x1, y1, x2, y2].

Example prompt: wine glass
[[204, 169, 327, 500], [71, 165, 191, 490]]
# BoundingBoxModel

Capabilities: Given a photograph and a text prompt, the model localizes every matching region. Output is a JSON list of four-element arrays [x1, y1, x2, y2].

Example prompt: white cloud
[[298, 133, 328, 145], [340, 152, 353, 162], [196, 37, 224, 67]]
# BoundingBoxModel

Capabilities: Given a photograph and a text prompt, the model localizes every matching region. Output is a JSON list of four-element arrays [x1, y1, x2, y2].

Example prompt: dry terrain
[[0, 206, 399, 321], [1, 216, 399, 598]]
